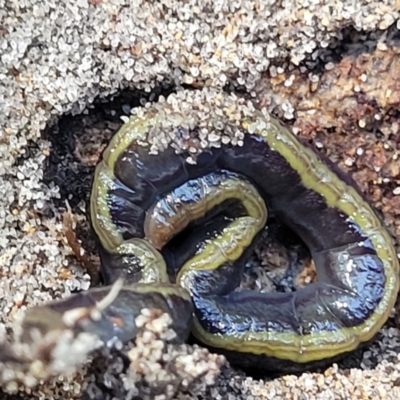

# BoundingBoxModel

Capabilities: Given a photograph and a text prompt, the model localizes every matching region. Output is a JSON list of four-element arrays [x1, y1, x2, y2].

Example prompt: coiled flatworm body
[[89, 89, 399, 371]]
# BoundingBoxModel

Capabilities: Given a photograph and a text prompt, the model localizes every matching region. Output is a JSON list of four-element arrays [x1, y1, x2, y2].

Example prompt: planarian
[[21, 89, 400, 373]]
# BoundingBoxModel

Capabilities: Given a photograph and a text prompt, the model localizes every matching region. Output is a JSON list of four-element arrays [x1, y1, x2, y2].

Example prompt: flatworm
[[89, 89, 399, 372]]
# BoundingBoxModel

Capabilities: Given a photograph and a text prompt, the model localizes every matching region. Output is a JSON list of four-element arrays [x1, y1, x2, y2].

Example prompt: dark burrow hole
[[223, 22, 400, 96], [298, 23, 400, 74], [37, 82, 390, 393], [42, 83, 176, 211]]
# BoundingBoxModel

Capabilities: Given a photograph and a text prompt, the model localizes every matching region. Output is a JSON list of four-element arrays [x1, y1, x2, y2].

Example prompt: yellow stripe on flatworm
[[102, 111, 163, 171], [90, 161, 124, 252], [90, 163, 168, 284], [177, 216, 264, 291], [188, 115, 399, 363], [116, 238, 169, 284], [145, 175, 267, 249]]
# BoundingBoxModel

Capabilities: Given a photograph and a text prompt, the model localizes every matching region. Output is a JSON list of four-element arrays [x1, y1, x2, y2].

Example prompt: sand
[[1, 1, 400, 399]]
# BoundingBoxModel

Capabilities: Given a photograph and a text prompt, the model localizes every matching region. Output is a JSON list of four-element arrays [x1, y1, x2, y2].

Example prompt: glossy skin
[[88, 107, 399, 372], [21, 283, 193, 345]]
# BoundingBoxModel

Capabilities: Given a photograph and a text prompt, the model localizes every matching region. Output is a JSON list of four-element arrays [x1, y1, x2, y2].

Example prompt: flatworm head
[[90, 89, 399, 370]]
